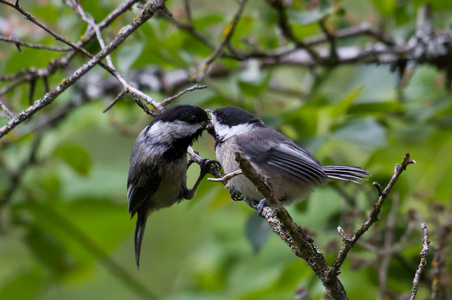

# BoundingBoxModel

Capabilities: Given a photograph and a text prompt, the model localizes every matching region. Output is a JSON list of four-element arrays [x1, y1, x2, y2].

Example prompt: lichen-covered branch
[[231, 151, 417, 299], [0, 0, 168, 138], [234, 152, 348, 300], [410, 224, 429, 300]]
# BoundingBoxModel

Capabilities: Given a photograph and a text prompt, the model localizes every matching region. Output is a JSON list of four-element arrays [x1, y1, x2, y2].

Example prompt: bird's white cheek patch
[[214, 122, 256, 141], [148, 120, 203, 142]]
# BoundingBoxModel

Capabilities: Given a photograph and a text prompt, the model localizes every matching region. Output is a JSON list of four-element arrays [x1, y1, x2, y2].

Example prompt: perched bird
[[207, 106, 370, 216], [128, 104, 211, 267]]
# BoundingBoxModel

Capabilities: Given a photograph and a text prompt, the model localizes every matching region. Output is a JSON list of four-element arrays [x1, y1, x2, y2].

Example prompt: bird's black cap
[[212, 106, 265, 127], [152, 104, 209, 125]]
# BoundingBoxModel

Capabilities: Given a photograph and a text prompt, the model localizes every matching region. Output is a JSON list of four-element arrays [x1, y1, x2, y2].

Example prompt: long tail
[[323, 165, 370, 183], [134, 211, 148, 268]]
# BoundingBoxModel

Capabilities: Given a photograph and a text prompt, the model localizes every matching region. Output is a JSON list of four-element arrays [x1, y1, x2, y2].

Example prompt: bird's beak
[[204, 109, 216, 133], [204, 121, 214, 131], [205, 109, 215, 125], [205, 109, 214, 118]]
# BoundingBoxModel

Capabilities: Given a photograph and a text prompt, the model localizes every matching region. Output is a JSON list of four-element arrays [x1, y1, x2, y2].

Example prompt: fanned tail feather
[[323, 165, 370, 184]]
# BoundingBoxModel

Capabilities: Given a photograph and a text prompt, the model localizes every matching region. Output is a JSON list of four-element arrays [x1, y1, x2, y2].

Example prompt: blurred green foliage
[[1, 0, 452, 299]]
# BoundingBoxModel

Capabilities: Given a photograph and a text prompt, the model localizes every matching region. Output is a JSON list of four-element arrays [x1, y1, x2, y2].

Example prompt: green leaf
[[273, 261, 309, 291], [372, 0, 396, 15], [54, 144, 91, 176], [0, 271, 43, 300], [348, 102, 403, 114], [238, 61, 271, 97], [318, 0, 333, 14], [331, 85, 365, 117], [20, 198, 130, 263], [288, 1, 333, 26], [287, 10, 323, 26], [25, 228, 73, 273], [332, 118, 387, 149], [117, 43, 144, 73], [195, 13, 224, 30]]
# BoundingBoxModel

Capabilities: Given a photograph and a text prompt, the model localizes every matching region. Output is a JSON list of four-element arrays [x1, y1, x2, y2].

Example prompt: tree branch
[[0, 99, 16, 120], [410, 223, 429, 300], [207, 169, 243, 183], [230, 152, 416, 299], [234, 152, 348, 300], [191, 0, 248, 82], [0, 0, 168, 139], [326, 153, 416, 282], [0, 35, 72, 52], [161, 84, 207, 107]]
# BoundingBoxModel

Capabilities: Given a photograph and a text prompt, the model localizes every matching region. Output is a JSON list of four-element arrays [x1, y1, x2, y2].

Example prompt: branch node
[[337, 226, 348, 241], [160, 6, 173, 17], [328, 153, 415, 284], [373, 182, 383, 196], [207, 169, 242, 183], [0, 100, 16, 120]]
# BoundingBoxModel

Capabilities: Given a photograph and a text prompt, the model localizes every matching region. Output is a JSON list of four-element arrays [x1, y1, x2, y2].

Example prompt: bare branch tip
[[373, 182, 383, 196], [161, 6, 173, 17], [337, 226, 348, 240]]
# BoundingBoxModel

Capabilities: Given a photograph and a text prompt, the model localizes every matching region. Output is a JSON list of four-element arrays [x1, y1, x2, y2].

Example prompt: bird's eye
[[188, 115, 198, 124]]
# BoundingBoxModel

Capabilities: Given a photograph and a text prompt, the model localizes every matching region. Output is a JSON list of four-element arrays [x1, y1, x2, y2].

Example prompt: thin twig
[[160, 84, 208, 107], [377, 193, 400, 300], [133, 98, 156, 116], [326, 153, 416, 282], [0, 75, 31, 96], [2, 0, 161, 112], [183, 0, 193, 26], [163, 14, 215, 49], [28, 77, 36, 105], [0, 0, 167, 138], [0, 0, 113, 71], [208, 169, 242, 183], [267, 0, 319, 61], [0, 129, 43, 208], [410, 223, 429, 300], [0, 36, 72, 51], [319, 18, 339, 63], [305, 23, 394, 47], [191, 0, 248, 82], [103, 90, 127, 113], [0, 0, 139, 85], [0, 99, 16, 120], [69, 1, 162, 111], [68, 0, 116, 69], [188, 147, 223, 179]]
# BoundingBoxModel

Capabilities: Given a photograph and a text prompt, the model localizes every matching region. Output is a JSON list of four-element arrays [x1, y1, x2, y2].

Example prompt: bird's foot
[[229, 187, 244, 201], [200, 158, 221, 177], [257, 198, 269, 217]]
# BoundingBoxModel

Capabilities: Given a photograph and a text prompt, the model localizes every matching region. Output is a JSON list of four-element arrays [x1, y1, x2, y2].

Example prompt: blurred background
[[1, 0, 452, 299]]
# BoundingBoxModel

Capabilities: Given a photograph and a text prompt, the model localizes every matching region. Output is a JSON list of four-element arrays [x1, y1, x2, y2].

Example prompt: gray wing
[[238, 129, 326, 185], [127, 162, 161, 218]]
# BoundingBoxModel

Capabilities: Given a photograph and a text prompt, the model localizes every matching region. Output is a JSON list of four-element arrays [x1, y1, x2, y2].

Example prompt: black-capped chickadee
[[128, 104, 211, 267], [207, 106, 370, 216]]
